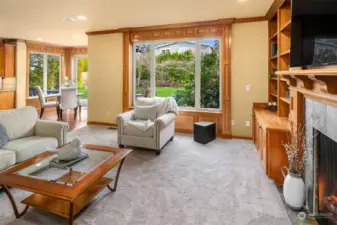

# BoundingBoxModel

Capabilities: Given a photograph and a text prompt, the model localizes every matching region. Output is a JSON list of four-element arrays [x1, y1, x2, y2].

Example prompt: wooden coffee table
[[0, 144, 131, 225]]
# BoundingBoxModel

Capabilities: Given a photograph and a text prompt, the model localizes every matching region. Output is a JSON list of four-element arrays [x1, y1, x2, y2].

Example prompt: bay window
[[133, 38, 221, 110], [29, 53, 61, 97]]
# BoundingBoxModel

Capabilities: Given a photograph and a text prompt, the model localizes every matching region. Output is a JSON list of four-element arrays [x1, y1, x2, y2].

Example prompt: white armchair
[[117, 97, 177, 155]]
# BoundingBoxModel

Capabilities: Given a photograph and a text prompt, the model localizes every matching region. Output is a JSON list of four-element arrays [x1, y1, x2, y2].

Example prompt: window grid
[[133, 38, 221, 111], [29, 52, 61, 98]]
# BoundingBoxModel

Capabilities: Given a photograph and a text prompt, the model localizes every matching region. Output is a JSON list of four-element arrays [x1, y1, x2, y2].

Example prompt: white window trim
[[29, 52, 62, 99], [133, 37, 222, 112], [72, 55, 88, 94]]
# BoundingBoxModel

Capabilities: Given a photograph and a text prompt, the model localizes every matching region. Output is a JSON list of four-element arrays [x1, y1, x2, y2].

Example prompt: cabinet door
[[0, 92, 15, 110], [4, 45, 15, 77], [0, 46, 5, 78], [262, 129, 267, 173], [259, 126, 263, 160]]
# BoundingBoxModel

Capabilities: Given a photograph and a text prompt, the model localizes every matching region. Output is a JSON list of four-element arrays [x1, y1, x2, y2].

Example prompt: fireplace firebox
[[314, 129, 337, 224]]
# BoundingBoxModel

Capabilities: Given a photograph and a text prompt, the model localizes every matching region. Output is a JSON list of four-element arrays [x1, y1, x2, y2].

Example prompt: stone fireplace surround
[[304, 98, 337, 214]]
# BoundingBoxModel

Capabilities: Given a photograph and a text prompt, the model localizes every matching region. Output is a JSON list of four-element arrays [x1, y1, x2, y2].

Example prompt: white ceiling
[[0, 0, 273, 46]]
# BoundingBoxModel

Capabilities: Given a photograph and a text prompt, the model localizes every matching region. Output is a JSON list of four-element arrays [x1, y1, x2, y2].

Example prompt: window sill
[[179, 108, 221, 113], [129, 106, 221, 114]]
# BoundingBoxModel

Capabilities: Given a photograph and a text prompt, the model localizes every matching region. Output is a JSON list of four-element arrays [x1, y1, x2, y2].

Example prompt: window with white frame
[[133, 38, 221, 110], [29, 53, 61, 97]]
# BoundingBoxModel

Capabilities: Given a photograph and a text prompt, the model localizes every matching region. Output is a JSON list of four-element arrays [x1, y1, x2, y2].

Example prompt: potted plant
[[282, 122, 313, 210]]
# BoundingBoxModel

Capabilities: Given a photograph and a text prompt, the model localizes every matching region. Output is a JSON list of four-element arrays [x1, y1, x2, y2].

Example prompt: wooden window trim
[[122, 23, 232, 138]]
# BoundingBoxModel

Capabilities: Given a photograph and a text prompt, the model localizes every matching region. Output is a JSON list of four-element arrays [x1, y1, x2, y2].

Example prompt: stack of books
[[50, 151, 88, 169]]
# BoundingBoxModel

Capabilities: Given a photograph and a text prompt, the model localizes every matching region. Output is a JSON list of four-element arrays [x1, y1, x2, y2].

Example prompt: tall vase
[[281, 166, 305, 210]]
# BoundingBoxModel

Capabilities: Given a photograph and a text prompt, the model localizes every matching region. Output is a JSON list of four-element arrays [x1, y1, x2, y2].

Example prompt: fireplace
[[313, 129, 337, 224], [304, 98, 337, 224]]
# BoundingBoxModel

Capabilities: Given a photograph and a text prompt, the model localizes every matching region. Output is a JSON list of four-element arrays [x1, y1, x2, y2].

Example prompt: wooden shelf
[[280, 97, 290, 104], [276, 69, 337, 76], [280, 20, 291, 33], [268, 1, 291, 116], [270, 78, 278, 81], [280, 50, 290, 57], [21, 176, 112, 219], [270, 32, 278, 40]]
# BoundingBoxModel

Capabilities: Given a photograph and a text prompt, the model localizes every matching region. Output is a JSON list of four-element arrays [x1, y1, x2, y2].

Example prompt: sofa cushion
[[2, 136, 58, 162], [0, 149, 16, 171], [134, 105, 157, 121], [0, 123, 8, 148], [124, 123, 154, 138], [0, 107, 38, 141]]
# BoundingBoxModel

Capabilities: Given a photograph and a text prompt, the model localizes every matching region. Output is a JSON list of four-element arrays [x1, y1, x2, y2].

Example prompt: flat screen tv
[[290, 0, 337, 68]]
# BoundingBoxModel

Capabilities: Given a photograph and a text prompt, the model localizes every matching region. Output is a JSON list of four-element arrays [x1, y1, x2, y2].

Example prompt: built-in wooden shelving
[[280, 49, 290, 57], [276, 69, 337, 76], [280, 20, 291, 32], [268, 0, 292, 118]]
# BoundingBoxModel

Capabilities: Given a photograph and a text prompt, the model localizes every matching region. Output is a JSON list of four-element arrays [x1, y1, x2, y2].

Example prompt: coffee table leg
[[107, 158, 126, 192], [69, 202, 74, 225], [1, 185, 29, 218]]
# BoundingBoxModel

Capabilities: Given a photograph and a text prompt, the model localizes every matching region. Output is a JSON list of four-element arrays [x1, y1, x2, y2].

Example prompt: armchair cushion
[[124, 123, 154, 137], [2, 136, 57, 162], [155, 113, 177, 130], [35, 119, 69, 146], [0, 106, 37, 141], [134, 105, 157, 121]]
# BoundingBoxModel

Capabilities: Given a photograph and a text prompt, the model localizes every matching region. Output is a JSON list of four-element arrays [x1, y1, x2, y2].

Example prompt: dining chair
[[58, 87, 78, 120], [35, 86, 58, 119], [78, 98, 87, 119]]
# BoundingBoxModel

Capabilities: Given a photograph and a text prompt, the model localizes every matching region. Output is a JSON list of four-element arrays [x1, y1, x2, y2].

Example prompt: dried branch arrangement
[[283, 120, 316, 177]]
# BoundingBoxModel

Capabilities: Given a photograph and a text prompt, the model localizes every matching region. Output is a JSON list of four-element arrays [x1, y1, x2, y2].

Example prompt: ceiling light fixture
[[77, 16, 87, 21], [63, 17, 76, 22], [37, 38, 43, 41]]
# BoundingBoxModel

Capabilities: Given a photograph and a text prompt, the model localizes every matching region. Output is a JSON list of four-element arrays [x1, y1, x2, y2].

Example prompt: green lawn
[[78, 87, 181, 99], [78, 88, 88, 99], [156, 87, 182, 97], [136, 87, 182, 97]]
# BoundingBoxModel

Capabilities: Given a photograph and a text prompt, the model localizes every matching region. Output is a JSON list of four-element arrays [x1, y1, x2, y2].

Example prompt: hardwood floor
[[38, 107, 87, 131]]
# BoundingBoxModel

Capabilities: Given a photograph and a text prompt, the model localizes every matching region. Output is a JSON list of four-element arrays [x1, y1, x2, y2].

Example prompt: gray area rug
[[0, 125, 290, 225]]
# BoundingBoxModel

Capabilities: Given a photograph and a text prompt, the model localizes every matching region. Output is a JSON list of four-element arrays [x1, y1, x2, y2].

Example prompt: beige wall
[[15, 41, 27, 108], [231, 21, 268, 137], [88, 33, 123, 124]]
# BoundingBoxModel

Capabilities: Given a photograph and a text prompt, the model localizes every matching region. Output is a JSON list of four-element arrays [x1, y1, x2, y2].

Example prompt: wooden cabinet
[[252, 106, 289, 184], [0, 44, 16, 78], [0, 91, 15, 110]]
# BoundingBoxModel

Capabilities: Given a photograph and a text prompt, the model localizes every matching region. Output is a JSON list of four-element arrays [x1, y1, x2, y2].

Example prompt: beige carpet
[[0, 125, 290, 225]]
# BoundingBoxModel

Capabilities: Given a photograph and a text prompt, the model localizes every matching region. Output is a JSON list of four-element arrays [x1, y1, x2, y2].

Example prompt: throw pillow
[[0, 123, 8, 148], [134, 105, 157, 121], [136, 97, 157, 106]]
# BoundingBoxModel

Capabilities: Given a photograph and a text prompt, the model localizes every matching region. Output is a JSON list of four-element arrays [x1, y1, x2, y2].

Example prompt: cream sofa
[[117, 97, 176, 155], [0, 106, 69, 171]]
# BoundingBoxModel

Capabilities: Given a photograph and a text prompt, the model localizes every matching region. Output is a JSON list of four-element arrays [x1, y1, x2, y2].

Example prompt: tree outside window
[[134, 39, 220, 109]]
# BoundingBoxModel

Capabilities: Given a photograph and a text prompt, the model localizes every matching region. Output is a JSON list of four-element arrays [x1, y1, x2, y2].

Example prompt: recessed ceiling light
[[77, 16, 87, 21], [37, 38, 43, 41], [238, 0, 247, 2], [63, 17, 76, 22]]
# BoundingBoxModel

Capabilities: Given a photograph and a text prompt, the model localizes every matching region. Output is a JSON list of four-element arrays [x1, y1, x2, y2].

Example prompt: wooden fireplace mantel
[[276, 69, 337, 106]]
